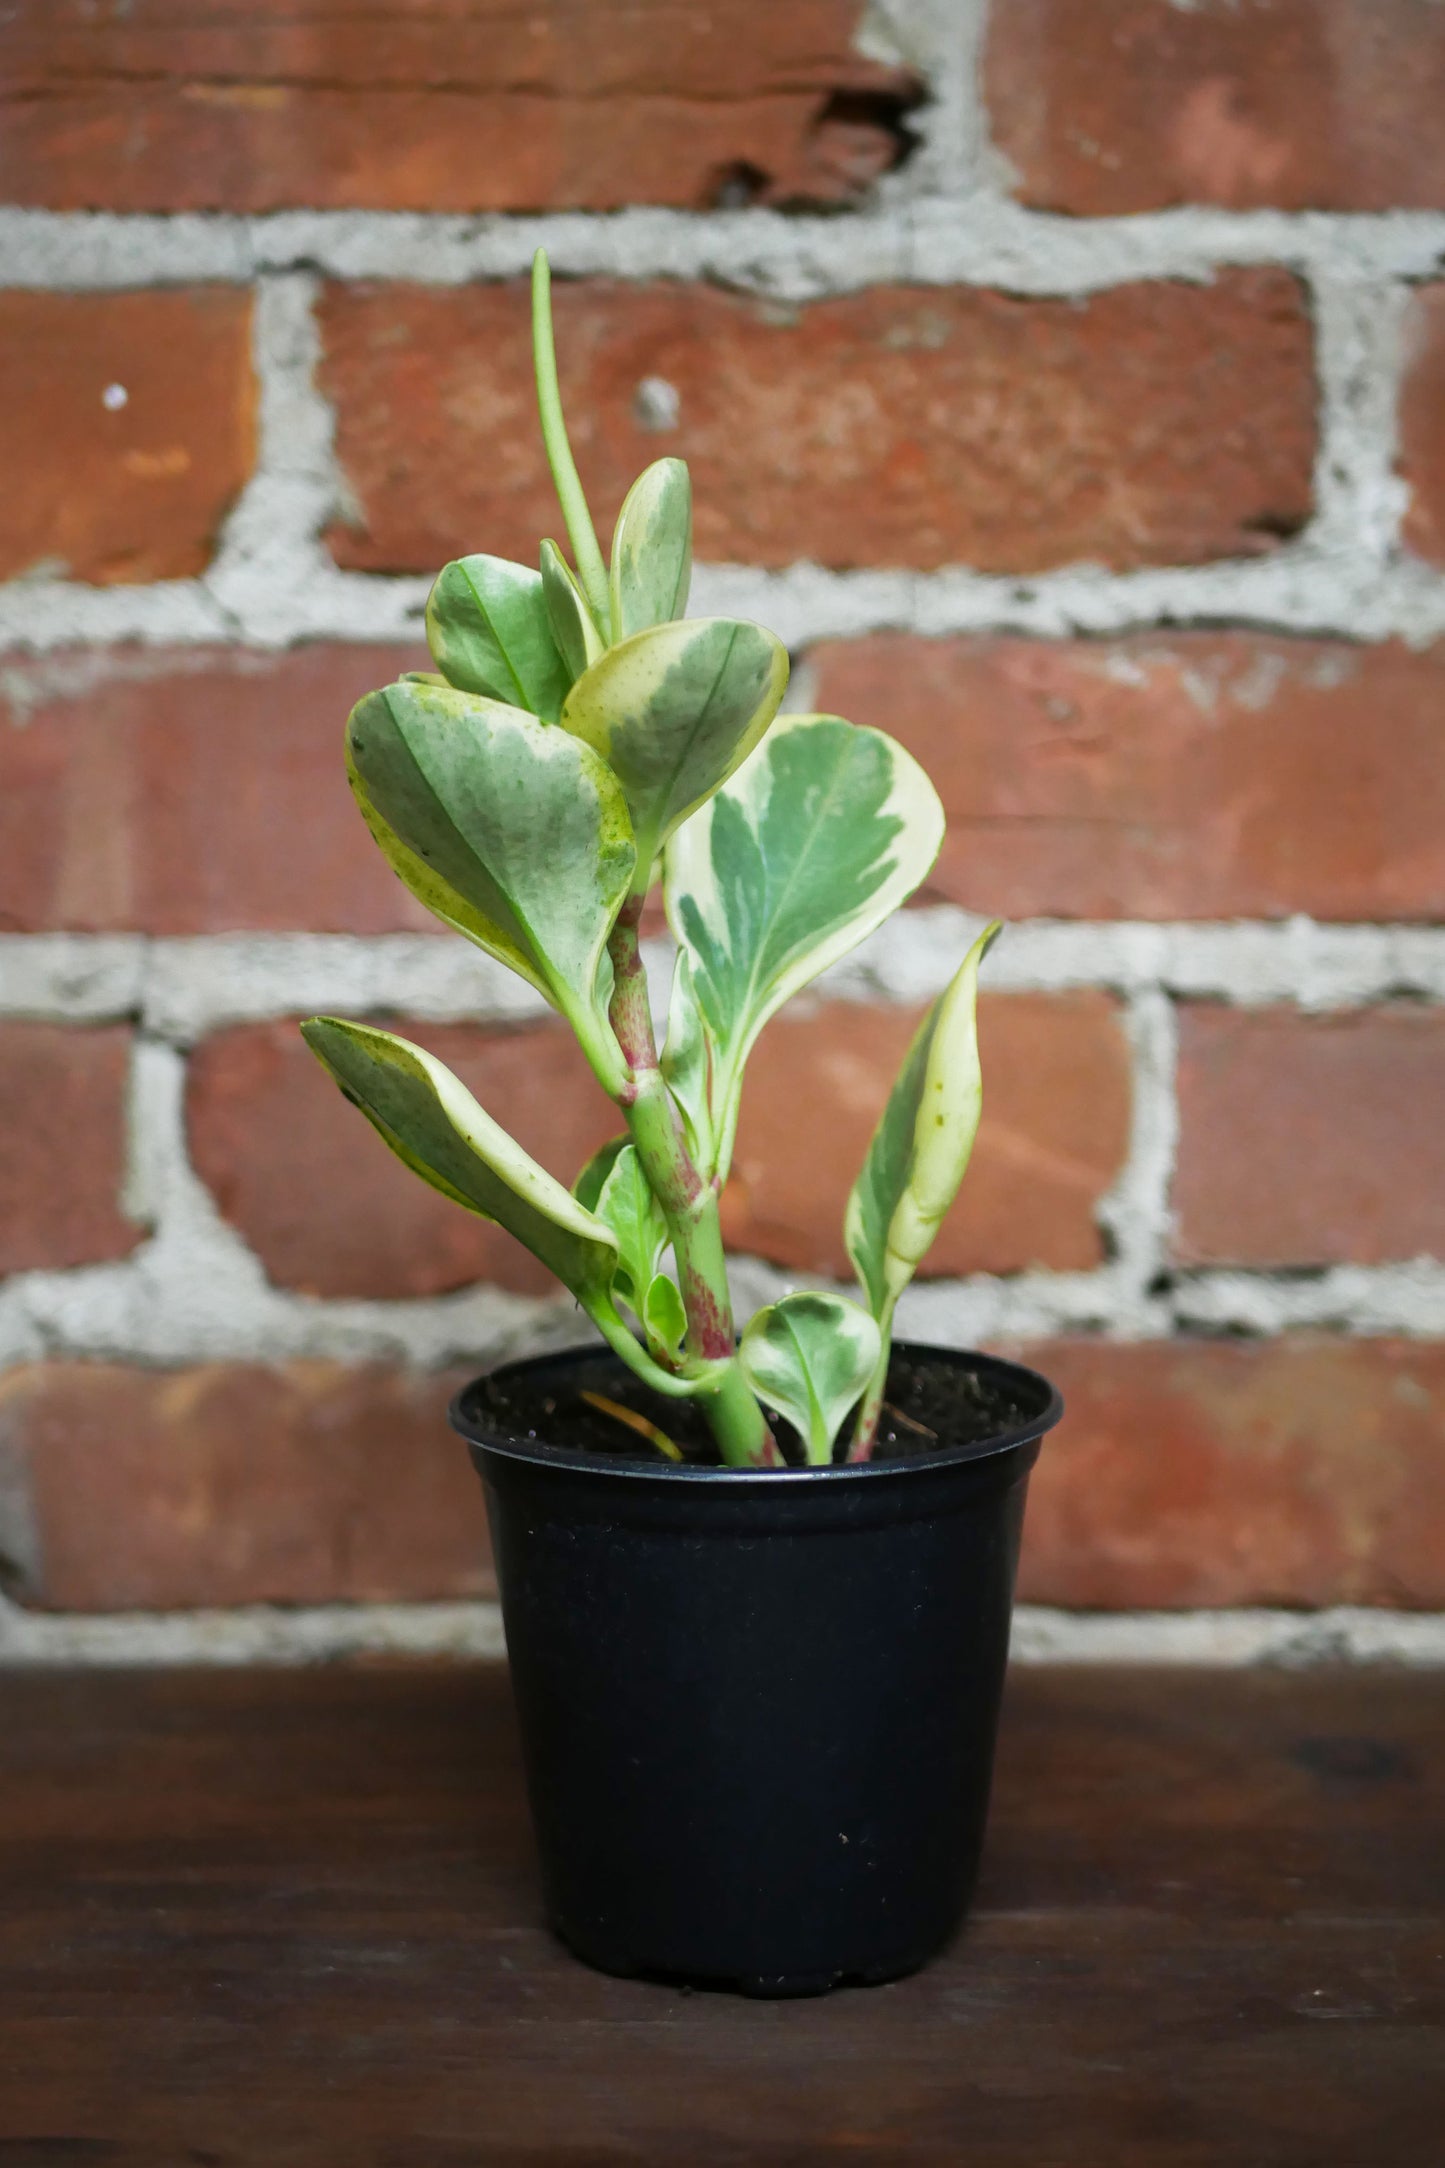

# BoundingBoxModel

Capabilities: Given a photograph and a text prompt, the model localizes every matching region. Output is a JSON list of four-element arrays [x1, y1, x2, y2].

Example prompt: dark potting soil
[[473, 1345, 1048, 1471]]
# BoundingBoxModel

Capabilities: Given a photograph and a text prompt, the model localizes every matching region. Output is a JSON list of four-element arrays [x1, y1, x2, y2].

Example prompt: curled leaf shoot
[[532, 250, 611, 637], [541, 538, 605, 683], [844, 919, 1003, 1459]]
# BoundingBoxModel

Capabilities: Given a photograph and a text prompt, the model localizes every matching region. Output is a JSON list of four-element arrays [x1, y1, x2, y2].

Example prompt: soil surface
[[470, 1345, 1050, 1470]]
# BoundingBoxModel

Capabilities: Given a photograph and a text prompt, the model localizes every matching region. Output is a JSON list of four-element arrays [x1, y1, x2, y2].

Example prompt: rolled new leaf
[[664, 714, 945, 1180], [845, 920, 1002, 1319], [301, 1018, 619, 1308], [739, 1292, 882, 1466], [541, 539, 605, 683], [610, 458, 692, 640], [562, 616, 788, 882], [347, 678, 635, 1087], [426, 554, 570, 721]]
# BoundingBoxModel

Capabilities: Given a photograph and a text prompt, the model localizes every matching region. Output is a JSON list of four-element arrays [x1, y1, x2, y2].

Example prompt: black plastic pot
[[451, 1340, 1061, 1997]]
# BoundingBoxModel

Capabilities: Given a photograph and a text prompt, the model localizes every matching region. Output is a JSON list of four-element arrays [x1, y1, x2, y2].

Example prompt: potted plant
[[304, 253, 1062, 1997]]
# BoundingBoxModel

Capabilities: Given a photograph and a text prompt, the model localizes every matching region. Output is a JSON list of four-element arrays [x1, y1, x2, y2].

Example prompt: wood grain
[[0, 1664, 1440, 2164]]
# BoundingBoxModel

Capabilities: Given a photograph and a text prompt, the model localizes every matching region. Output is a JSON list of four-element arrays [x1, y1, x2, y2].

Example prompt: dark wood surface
[[0, 1661, 1440, 2166]]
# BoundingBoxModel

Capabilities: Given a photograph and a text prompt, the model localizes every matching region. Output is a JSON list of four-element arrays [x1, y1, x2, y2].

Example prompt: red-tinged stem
[[605, 901, 779, 1469], [847, 1297, 897, 1463]]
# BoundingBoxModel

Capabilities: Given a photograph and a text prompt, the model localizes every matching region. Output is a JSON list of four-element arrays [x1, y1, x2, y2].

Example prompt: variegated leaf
[[347, 740, 551, 1002], [301, 1018, 619, 1307], [541, 539, 605, 682], [845, 921, 1001, 1320], [562, 617, 788, 881], [347, 678, 635, 1081], [610, 458, 692, 640], [664, 714, 945, 1178], [739, 1292, 881, 1467], [426, 554, 570, 721]]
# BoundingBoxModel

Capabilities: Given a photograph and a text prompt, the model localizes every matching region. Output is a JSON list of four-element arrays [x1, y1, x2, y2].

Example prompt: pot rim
[[450, 1339, 1062, 1485]]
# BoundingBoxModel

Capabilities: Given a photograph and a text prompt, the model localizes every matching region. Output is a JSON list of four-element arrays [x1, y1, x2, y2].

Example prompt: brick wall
[[1, 0, 1443, 1664]]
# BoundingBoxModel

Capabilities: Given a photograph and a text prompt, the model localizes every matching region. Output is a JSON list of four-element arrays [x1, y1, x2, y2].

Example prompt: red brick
[[1402, 286, 1445, 567], [986, 0, 1445, 214], [7, 1341, 1441, 1614], [0, 1025, 140, 1275], [0, 644, 436, 935], [0, 2, 916, 214], [1017, 1338, 1445, 1608], [0, 1362, 489, 1610], [0, 292, 254, 584], [188, 1021, 617, 1300], [320, 272, 1315, 577], [1173, 1007, 1445, 1268], [811, 634, 1445, 923], [722, 994, 1132, 1276]]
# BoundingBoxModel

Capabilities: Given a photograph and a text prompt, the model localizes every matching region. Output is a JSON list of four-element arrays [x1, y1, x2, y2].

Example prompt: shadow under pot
[[452, 1338, 1062, 1999]]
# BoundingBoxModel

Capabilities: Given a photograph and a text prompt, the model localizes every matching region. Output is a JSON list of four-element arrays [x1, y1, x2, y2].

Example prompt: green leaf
[[664, 714, 945, 1179], [642, 1272, 687, 1364], [562, 617, 788, 881], [426, 555, 570, 721], [347, 678, 635, 1081], [593, 1143, 669, 1307], [572, 1136, 628, 1214], [541, 539, 605, 682], [845, 921, 1002, 1319], [659, 950, 715, 1168], [739, 1292, 882, 1467], [610, 458, 692, 640], [301, 1018, 619, 1307]]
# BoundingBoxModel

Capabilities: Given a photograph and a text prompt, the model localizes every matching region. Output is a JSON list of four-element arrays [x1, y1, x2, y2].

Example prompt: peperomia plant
[[304, 252, 1000, 1471]]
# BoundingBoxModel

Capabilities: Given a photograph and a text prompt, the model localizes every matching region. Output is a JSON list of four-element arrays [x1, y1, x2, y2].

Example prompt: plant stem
[[587, 1296, 722, 1401], [847, 1294, 897, 1463], [531, 250, 612, 636], [697, 1360, 783, 1472], [605, 900, 780, 1469]]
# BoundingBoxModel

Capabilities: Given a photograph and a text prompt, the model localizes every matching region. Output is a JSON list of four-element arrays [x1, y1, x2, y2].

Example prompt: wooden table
[[0, 1662, 1440, 2165]]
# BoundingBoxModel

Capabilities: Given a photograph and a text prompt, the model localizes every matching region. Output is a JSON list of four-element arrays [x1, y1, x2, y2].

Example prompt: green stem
[[564, 994, 630, 1104], [605, 903, 780, 1469], [587, 1298, 723, 1401], [531, 250, 612, 636], [697, 1360, 784, 1472], [847, 1292, 897, 1463]]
